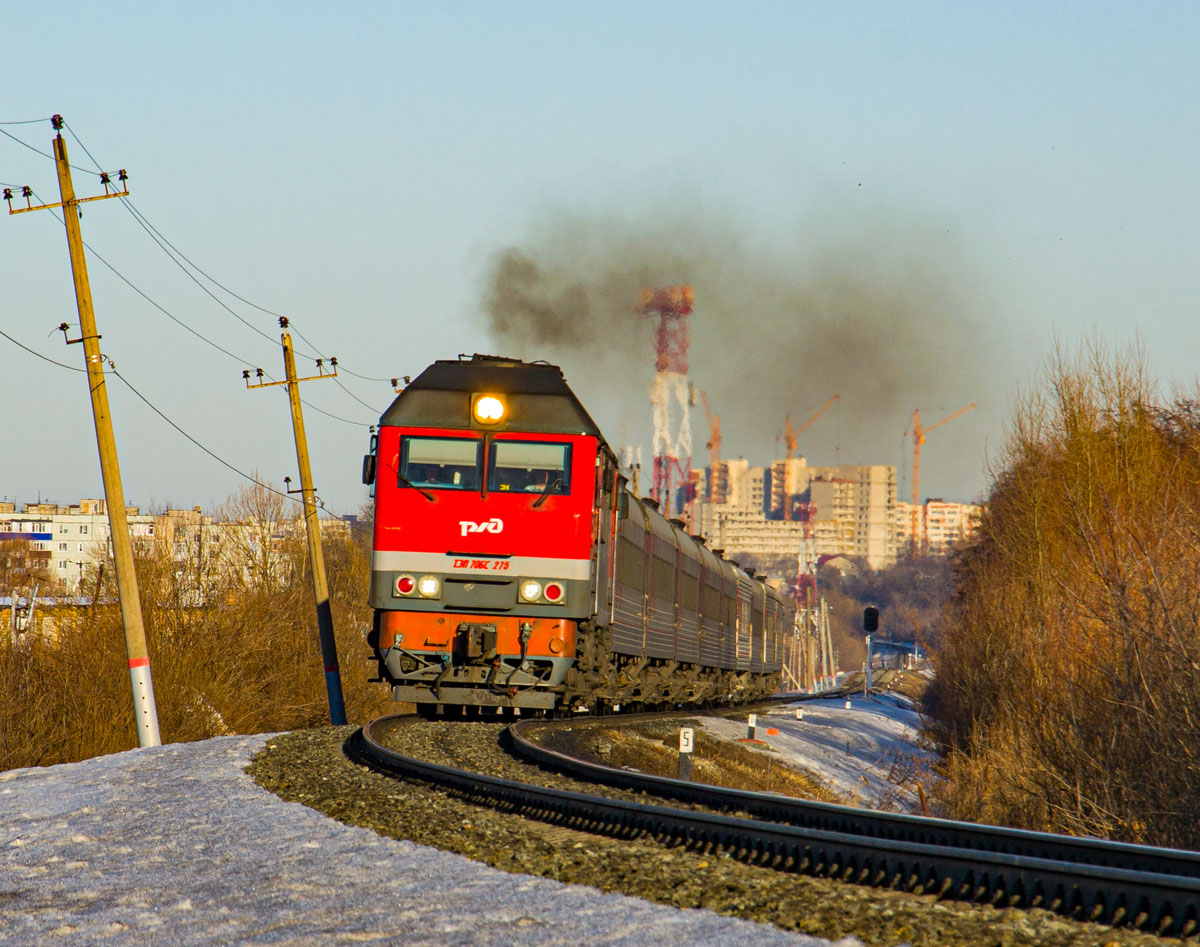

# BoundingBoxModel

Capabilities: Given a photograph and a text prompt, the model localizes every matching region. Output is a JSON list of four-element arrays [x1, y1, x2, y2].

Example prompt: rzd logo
[[459, 518, 503, 537]]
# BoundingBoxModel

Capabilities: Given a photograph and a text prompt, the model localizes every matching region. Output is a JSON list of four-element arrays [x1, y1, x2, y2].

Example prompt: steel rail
[[509, 715, 1200, 880], [357, 715, 1200, 936]]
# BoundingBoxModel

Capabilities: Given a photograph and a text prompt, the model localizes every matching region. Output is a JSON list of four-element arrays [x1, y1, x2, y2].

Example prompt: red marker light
[[544, 582, 564, 602], [396, 575, 415, 594]]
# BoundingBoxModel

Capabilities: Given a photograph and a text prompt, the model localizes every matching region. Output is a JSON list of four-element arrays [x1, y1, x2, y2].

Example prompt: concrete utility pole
[[245, 320, 347, 725], [5, 115, 162, 746]]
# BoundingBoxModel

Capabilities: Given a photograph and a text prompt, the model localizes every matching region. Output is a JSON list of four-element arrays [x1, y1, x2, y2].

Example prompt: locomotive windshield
[[489, 441, 571, 494], [397, 435, 570, 495], [400, 436, 481, 490]]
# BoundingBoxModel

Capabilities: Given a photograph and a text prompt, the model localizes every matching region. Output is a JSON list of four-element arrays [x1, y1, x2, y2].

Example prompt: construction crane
[[697, 389, 725, 503], [783, 394, 840, 459], [907, 403, 976, 557], [779, 394, 840, 524]]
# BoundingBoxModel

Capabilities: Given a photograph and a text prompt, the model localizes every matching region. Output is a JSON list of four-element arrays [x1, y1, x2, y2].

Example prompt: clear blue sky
[[4, 2, 1198, 516]]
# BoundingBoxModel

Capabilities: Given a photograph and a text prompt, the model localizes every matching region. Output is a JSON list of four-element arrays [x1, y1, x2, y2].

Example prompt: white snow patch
[[0, 732, 859, 946], [698, 694, 932, 810]]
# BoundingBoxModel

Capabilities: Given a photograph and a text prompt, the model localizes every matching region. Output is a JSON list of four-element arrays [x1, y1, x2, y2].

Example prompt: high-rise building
[[697, 458, 899, 570]]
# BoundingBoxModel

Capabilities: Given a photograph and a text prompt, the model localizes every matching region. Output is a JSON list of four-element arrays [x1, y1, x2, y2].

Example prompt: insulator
[[278, 316, 289, 328], [22, 186, 32, 198], [3, 189, 10, 201], [118, 169, 127, 182], [51, 114, 64, 130], [329, 357, 337, 367], [256, 368, 264, 379], [100, 172, 110, 185], [242, 370, 250, 380], [316, 358, 323, 368]]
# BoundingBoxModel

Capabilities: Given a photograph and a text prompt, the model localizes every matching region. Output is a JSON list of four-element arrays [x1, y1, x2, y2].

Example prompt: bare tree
[[927, 338, 1200, 847], [215, 477, 300, 590]]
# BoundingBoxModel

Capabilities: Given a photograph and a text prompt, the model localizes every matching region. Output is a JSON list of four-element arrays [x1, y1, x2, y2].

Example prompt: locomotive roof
[[380, 354, 607, 440]]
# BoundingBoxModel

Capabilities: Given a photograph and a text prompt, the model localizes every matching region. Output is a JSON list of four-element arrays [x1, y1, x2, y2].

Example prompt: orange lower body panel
[[379, 610, 577, 659]]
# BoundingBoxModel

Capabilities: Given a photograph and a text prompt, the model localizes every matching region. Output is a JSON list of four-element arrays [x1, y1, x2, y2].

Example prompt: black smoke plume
[[477, 203, 1001, 502]]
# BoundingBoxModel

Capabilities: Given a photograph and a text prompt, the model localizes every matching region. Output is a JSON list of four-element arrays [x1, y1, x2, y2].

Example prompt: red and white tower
[[637, 285, 694, 519]]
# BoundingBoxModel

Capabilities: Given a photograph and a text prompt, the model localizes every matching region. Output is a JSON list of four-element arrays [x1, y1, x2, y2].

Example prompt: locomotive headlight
[[519, 579, 543, 602], [472, 394, 505, 424], [417, 575, 441, 598]]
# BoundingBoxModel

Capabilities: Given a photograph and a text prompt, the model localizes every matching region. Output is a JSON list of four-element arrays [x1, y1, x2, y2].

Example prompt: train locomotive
[[363, 354, 789, 714]]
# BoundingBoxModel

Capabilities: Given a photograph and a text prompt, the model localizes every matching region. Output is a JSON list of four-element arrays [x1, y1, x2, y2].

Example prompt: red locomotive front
[[365, 355, 614, 712]]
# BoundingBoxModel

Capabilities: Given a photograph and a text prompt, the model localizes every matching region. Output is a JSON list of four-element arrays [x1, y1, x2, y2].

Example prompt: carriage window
[[489, 441, 571, 494], [400, 436, 481, 490]]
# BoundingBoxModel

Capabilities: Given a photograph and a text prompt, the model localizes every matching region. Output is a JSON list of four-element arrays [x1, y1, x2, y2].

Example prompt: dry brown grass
[[0, 520, 393, 771], [572, 718, 848, 803]]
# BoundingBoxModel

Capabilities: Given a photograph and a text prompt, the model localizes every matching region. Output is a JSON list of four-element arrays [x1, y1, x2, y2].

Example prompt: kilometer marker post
[[678, 727, 694, 780]]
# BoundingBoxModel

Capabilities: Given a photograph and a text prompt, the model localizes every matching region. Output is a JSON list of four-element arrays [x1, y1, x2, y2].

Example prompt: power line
[[0, 126, 54, 160], [6, 135, 372, 541], [0, 328, 84, 372], [25, 125, 384, 422], [124, 198, 396, 383], [27, 188, 258, 366], [0, 125, 105, 177], [119, 196, 285, 348], [0, 117, 51, 125], [118, 198, 392, 396], [64, 123, 108, 183], [62, 121, 397, 384], [26, 188, 372, 426], [334, 375, 384, 413], [1, 324, 370, 532], [109, 365, 370, 537]]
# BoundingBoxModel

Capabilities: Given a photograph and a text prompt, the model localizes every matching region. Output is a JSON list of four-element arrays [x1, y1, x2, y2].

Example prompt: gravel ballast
[[248, 721, 1182, 947]]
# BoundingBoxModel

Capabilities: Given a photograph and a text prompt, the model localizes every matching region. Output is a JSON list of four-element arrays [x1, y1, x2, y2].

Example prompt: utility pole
[[244, 319, 347, 725], [5, 115, 161, 747]]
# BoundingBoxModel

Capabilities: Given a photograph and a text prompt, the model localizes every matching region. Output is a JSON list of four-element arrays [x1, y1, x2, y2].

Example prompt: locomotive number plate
[[451, 558, 511, 571]]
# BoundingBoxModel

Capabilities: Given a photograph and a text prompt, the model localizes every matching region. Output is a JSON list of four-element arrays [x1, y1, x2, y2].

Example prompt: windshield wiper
[[397, 471, 435, 502], [532, 478, 563, 509]]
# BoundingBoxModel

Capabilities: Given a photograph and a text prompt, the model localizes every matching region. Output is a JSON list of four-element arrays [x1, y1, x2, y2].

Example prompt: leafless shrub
[[926, 338, 1200, 846]]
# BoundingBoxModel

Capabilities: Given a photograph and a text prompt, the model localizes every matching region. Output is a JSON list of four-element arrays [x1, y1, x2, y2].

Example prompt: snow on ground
[[698, 693, 932, 810], [0, 734, 861, 946]]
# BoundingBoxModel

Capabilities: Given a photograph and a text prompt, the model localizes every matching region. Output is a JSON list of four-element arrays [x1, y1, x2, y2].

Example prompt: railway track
[[355, 713, 1200, 938]]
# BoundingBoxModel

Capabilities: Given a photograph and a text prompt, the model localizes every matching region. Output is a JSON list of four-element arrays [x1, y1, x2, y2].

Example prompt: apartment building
[[696, 458, 899, 570], [0, 497, 354, 597], [1, 498, 155, 593], [893, 499, 983, 556]]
